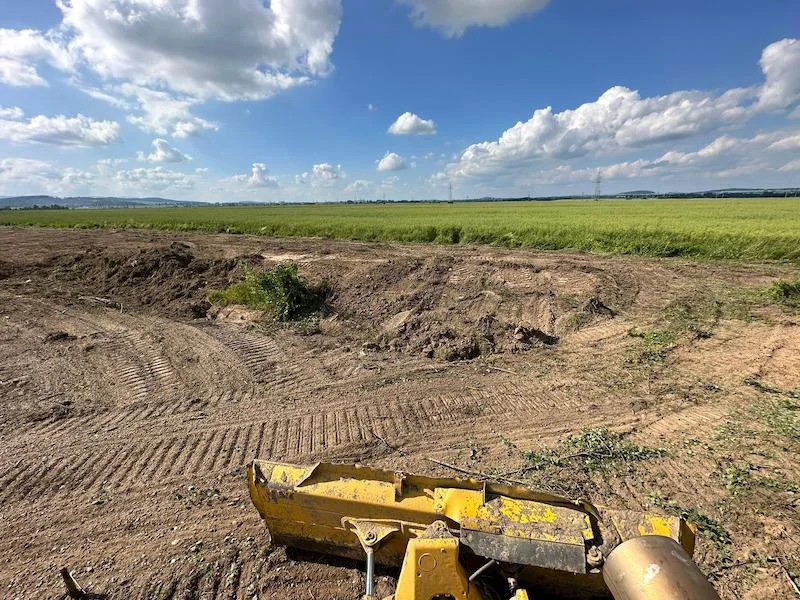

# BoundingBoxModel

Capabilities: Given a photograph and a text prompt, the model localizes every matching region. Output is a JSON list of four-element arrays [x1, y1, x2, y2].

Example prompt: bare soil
[[0, 227, 798, 600]]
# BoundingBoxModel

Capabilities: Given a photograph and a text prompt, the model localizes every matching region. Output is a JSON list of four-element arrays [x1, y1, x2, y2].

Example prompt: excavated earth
[[0, 227, 798, 599]]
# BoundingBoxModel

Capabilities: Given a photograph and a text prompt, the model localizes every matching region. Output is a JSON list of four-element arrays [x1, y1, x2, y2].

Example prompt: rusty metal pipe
[[603, 536, 720, 600]]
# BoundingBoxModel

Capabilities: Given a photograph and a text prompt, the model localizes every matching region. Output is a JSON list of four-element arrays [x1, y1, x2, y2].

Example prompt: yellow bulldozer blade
[[247, 460, 718, 600]]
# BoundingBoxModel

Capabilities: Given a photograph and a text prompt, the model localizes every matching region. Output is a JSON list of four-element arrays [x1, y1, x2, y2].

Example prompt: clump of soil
[[322, 255, 620, 360], [43, 331, 76, 343], [381, 313, 559, 361], [0, 259, 11, 280], [47, 242, 259, 318]]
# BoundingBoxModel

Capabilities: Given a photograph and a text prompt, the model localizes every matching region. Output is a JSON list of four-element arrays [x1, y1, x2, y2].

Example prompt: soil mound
[[20, 240, 628, 358], [49, 242, 259, 317], [322, 255, 628, 360]]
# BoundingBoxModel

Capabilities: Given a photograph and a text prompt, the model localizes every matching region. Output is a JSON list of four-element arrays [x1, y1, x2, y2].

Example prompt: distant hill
[[1, 188, 797, 209], [0, 195, 210, 209], [618, 190, 656, 196]]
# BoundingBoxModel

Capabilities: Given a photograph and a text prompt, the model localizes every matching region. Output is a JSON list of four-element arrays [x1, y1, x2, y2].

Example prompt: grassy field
[[3, 198, 800, 261]]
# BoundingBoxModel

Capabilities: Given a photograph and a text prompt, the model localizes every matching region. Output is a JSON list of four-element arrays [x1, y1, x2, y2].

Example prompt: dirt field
[[1, 227, 798, 600]]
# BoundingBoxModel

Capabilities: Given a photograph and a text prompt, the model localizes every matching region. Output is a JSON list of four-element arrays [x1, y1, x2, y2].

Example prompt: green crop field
[[2, 198, 800, 261]]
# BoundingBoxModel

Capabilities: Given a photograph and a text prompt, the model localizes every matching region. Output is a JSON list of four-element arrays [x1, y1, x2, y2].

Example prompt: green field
[[3, 198, 800, 261]]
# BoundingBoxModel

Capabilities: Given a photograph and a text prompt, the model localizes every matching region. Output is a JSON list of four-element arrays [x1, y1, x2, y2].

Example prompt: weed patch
[[767, 279, 800, 309], [648, 492, 732, 566], [523, 428, 667, 474], [628, 328, 678, 346], [748, 398, 800, 439], [626, 328, 676, 364], [745, 376, 800, 400], [721, 462, 752, 496], [209, 262, 330, 322]]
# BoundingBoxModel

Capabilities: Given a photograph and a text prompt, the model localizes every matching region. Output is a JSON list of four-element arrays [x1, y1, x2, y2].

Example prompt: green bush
[[209, 262, 330, 321], [767, 279, 800, 308]]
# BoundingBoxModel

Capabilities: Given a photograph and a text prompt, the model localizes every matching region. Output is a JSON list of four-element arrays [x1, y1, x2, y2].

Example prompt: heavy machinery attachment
[[248, 460, 720, 600]]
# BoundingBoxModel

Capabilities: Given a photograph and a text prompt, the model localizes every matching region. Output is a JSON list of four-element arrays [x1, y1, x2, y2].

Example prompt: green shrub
[[767, 279, 800, 308], [209, 262, 330, 321]]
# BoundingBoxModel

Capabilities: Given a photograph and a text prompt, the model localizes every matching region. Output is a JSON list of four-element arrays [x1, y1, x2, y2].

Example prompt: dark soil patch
[[44, 331, 76, 342], [0, 260, 11, 280], [43, 242, 261, 318]]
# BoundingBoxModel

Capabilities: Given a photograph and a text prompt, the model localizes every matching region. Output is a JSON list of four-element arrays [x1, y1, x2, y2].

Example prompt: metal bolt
[[365, 531, 377, 543], [587, 546, 604, 568]]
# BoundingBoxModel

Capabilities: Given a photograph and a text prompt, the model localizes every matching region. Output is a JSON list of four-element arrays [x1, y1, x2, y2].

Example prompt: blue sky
[[0, 0, 798, 201]]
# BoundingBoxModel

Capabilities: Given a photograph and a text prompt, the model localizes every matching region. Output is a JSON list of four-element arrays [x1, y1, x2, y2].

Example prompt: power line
[[593, 170, 603, 201]]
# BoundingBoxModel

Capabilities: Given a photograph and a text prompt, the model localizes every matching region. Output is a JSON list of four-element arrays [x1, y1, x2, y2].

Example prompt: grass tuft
[[209, 262, 330, 322], [767, 279, 800, 308], [523, 427, 667, 474]]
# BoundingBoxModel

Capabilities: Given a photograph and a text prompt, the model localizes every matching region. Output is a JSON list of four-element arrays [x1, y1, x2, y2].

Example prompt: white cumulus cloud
[[0, 28, 74, 87], [0, 106, 24, 120], [0, 157, 215, 197], [344, 179, 371, 193], [779, 159, 800, 172], [117, 84, 218, 138], [137, 139, 192, 164], [114, 166, 195, 192], [0, 112, 120, 146], [437, 39, 800, 188], [376, 152, 409, 172], [0, 1, 343, 139], [57, 0, 342, 101], [456, 129, 800, 191], [0, 157, 97, 195], [0, 157, 59, 182], [229, 163, 279, 188], [448, 85, 754, 181], [758, 38, 800, 110], [381, 175, 401, 188], [296, 162, 344, 187], [767, 132, 800, 152], [388, 112, 437, 135], [399, 0, 550, 37]]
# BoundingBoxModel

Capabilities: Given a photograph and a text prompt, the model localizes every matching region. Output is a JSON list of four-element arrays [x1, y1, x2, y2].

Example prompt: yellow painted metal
[[459, 495, 592, 545], [247, 460, 701, 597], [393, 537, 483, 600], [248, 460, 609, 566], [603, 509, 696, 555]]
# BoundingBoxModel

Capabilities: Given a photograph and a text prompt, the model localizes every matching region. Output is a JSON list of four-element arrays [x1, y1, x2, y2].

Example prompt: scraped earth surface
[[0, 227, 798, 599]]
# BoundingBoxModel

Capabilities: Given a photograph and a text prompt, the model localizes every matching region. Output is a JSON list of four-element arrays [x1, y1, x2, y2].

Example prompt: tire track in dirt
[[0, 382, 601, 503], [9, 310, 260, 439], [0, 460, 37, 502], [115, 552, 354, 600], [24, 387, 237, 441], [634, 402, 734, 441], [562, 319, 633, 347], [206, 327, 284, 376], [4, 369, 623, 500]]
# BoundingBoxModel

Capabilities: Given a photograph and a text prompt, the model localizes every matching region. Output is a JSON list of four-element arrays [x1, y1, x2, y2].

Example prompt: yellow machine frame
[[247, 460, 711, 599]]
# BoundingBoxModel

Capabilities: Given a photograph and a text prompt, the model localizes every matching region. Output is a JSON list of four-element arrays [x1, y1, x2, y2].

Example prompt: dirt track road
[[0, 228, 798, 599]]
